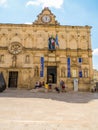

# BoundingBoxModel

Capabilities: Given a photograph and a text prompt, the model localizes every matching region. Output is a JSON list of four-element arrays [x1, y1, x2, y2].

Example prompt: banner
[[79, 71, 82, 77], [67, 58, 71, 77], [78, 58, 82, 77], [40, 57, 44, 77]]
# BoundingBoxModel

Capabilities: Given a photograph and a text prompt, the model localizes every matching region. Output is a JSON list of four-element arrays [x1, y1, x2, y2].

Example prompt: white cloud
[[24, 22, 32, 25], [0, 0, 7, 7], [93, 48, 98, 56], [26, 0, 63, 8]]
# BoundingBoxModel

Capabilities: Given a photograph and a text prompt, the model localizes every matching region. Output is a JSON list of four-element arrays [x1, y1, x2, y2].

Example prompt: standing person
[[42, 81, 45, 88], [62, 83, 65, 92], [60, 80, 64, 91], [62, 81, 67, 92]]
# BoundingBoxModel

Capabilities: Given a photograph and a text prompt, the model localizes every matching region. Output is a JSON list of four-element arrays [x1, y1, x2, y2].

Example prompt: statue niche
[[34, 66, 39, 77], [61, 67, 66, 77]]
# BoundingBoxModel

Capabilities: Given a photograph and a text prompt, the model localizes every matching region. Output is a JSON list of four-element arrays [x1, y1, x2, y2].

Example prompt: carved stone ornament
[[72, 57, 77, 64], [8, 42, 22, 55]]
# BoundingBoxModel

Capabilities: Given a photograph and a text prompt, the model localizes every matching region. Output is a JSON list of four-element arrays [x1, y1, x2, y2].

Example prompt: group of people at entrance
[[34, 80, 67, 93]]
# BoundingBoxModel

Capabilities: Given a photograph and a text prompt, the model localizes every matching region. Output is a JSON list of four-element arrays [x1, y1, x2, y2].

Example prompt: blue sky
[[0, 0, 98, 70]]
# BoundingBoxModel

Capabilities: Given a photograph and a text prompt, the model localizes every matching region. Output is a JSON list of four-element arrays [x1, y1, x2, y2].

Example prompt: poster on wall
[[72, 69, 77, 77]]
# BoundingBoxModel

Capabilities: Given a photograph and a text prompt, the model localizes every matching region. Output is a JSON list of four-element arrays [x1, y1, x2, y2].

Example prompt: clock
[[42, 15, 51, 23]]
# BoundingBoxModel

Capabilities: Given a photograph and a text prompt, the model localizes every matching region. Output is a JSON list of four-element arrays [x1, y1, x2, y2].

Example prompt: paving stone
[[0, 89, 98, 130]]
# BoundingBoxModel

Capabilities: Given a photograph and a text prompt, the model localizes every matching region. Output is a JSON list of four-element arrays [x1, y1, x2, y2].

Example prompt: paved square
[[0, 89, 98, 130]]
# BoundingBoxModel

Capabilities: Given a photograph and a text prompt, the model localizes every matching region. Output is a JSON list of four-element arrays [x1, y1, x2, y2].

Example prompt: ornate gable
[[33, 7, 59, 25]]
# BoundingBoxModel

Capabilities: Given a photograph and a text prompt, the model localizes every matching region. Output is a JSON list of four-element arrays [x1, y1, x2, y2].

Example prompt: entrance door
[[8, 71, 18, 88], [47, 66, 57, 83]]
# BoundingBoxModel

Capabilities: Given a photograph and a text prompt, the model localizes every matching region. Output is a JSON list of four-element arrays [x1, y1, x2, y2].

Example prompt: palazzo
[[0, 7, 93, 91]]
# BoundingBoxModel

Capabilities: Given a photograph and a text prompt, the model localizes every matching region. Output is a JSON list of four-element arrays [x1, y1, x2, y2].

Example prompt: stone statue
[[12, 55, 17, 67]]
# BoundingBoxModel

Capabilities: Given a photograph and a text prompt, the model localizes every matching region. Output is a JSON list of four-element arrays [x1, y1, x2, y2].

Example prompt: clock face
[[42, 15, 51, 23]]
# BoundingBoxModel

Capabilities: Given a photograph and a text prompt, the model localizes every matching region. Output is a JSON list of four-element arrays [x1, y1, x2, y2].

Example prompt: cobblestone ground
[[0, 88, 98, 130]]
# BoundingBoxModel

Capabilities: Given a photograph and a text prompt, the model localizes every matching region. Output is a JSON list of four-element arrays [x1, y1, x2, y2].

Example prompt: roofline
[[0, 23, 92, 29]]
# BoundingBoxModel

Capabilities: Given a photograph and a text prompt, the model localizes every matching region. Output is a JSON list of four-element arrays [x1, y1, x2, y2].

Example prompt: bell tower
[[33, 7, 59, 25]]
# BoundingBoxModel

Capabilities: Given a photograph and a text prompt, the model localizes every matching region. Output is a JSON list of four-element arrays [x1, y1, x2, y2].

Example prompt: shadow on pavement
[[0, 88, 98, 104]]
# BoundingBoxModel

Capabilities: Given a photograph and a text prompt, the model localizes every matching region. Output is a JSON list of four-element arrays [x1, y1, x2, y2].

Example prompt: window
[[48, 37, 55, 50], [78, 58, 82, 63]]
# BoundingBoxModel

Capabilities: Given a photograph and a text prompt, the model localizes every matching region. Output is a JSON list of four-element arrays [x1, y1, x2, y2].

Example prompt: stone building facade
[[0, 7, 93, 91], [93, 69, 98, 82]]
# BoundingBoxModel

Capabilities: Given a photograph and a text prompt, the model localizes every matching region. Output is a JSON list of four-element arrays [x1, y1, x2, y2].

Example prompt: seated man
[[34, 81, 40, 89], [54, 85, 60, 93], [48, 83, 52, 90]]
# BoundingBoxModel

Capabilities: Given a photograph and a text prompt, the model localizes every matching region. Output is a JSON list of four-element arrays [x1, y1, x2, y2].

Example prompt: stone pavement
[[0, 88, 98, 130]]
